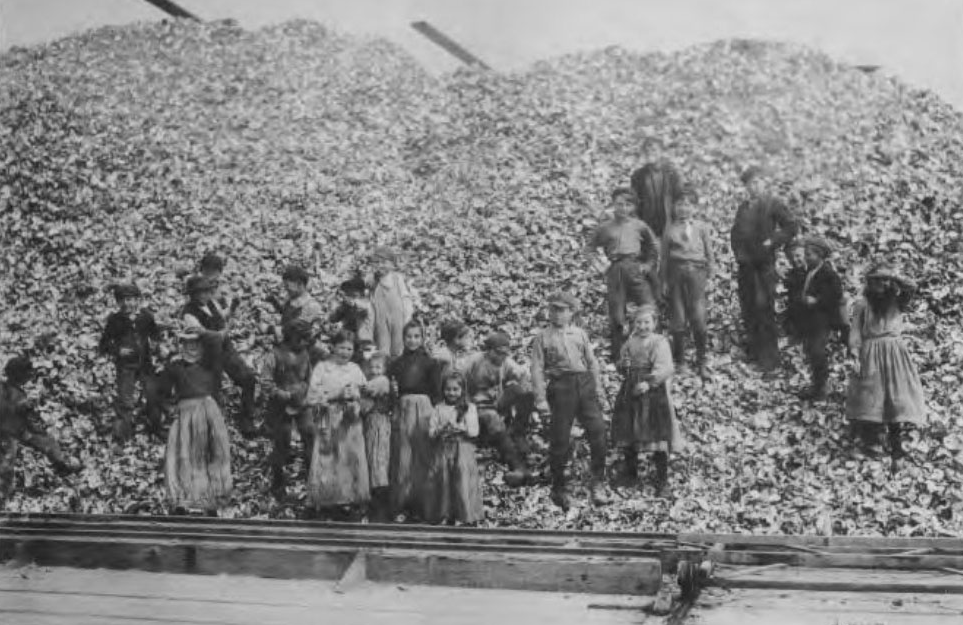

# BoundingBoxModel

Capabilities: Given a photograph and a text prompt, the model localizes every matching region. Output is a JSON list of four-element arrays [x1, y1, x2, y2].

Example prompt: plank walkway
[[0, 565, 646, 625]]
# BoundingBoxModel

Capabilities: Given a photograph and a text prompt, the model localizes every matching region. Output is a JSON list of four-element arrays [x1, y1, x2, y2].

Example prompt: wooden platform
[[0, 565, 650, 625]]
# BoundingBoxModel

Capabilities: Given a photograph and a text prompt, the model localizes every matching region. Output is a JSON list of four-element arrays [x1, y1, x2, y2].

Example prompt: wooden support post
[[410, 21, 491, 69], [141, 0, 200, 21]]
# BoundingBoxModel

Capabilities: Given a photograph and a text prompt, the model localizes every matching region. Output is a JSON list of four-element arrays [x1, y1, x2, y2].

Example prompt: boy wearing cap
[[661, 188, 715, 378], [797, 236, 845, 400], [329, 273, 374, 360], [182, 275, 258, 438], [98, 283, 163, 441], [1, 355, 81, 500], [274, 265, 327, 364], [531, 292, 611, 509], [464, 331, 535, 487], [586, 188, 661, 361], [730, 166, 799, 372], [198, 253, 241, 326], [259, 319, 314, 498], [432, 320, 478, 379]]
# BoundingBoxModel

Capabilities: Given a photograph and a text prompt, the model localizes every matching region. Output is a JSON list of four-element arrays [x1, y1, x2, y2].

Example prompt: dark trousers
[[667, 261, 708, 334], [802, 319, 831, 391], [736, 261, 780, 371], [547, 372, 607, 488], [606, 258, 656, 359], [1, 431, 67, 499], [215, 346, 257, 429], [265, 399, 313, 479], [114, 365, 162, 440], [477, 384, 535, 469]]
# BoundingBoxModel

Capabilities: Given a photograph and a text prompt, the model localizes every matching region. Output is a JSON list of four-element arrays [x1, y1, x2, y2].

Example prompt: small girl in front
[[304, 331, 370, 518], [361, 351, 393, 521], [424, 372, 483, 525]]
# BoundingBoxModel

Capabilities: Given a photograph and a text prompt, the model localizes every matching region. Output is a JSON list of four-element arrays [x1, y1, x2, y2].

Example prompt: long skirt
[[165, 397, 232, 511], [389, 394, 433, 515], [424, 437, 483, 524], [847, 336, 925, 424], [612, 370, 684, 453], [306, 402, 370, 509], [364, 409, 391, 490]]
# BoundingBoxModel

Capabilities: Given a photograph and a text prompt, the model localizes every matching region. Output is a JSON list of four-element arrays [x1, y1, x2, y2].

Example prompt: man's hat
[[112, 283, 141, 300], [439, 320, 469, 344], [548, 292, 579, 310], [281, 265, 310, 285]]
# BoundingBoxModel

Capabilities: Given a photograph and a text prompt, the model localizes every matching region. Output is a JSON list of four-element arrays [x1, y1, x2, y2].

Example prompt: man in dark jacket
[[730, 166, 799, 372], [631, 153, 683, 300], [797, 236, 845, 400]]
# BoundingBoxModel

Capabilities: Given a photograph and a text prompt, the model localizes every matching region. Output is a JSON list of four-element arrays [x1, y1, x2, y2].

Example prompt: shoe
[[551, 487, 572, 511], [504, 468, 532, 488], [270, 473, 286, 500], [589, 478, 613, 506]]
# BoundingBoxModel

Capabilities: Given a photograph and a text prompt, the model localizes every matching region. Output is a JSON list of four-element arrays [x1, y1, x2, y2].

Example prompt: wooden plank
[[366, 550, 661, 596], [713, 549, 963, 570], [679, 532, 963, 550], [410, 21, 490, 69], [715, 566, 963, 594]]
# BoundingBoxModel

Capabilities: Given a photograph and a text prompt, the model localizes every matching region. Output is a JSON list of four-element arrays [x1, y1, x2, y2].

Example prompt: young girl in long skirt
[[847, 263, 925, 458], [612, 305, 683, 497], [424, 372, 483, 525], [361, 351, 393, 521], [369, 246, 419, 360], [161, 327, 232, 516], [387, 321, 437, 520], [304, 332, 370, 517]]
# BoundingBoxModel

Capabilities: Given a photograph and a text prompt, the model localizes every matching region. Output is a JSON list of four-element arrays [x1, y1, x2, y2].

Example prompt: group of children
[[0, 164, 928, 519]]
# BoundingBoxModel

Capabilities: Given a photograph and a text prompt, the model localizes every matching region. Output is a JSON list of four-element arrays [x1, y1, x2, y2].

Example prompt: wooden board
[[0, 566, 651, 625], [716, 566, 963, 594]]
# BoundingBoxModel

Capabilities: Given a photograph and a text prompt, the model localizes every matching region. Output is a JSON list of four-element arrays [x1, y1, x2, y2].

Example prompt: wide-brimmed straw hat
[[866, 263, 916, 290]]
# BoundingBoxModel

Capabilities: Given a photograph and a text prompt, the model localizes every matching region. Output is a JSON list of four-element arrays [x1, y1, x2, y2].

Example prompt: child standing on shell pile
[[613, 306, 684, 498], [1, 355, 81, 501], [361, 351, 393, 521], [159, 327, 233, 517], [782, 241, 809, 345], [661, 188, 715, 379], [388, 321, 439, 520], [531, 292, 612, 510], [795, 236, 845, 400], [424, 372, 483, 525], [846, 264, 925, 460], [303, 331, 370, 518]]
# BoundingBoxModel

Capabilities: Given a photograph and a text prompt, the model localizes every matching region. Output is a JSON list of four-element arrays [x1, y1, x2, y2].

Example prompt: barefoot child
[[425, 372, 483, 525], [369, 247, 419, 360], [846, 264, 925, 459], [259, 319, 313, 499], [1, 355, 81, 501], [98, 283, 162, 441], [159, 327, 232, 516], [612, 306, 683, 497], [531, 292, 611, 510], [661, 189, 715, 379], [304, 331, 370, 517], [387, 321, 438, 519], [361, 351, 392, 521]]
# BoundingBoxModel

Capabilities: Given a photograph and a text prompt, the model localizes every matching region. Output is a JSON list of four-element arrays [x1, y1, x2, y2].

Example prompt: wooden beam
[[141, 0, 200, 21], [410, 21, 490, 69]]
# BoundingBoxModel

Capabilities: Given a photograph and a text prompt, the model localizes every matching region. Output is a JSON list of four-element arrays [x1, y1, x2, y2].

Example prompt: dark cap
[[281, 265, 309, 285], [185, 275, 214, 294], [112, 283, 142, 300], [740, 165, 765, 185], [339, 274, 367, 294], [548, 292, 579, 310], [439, 320, 469, 344], [483, 331, 511, 351], [4, 354, 34, 382]]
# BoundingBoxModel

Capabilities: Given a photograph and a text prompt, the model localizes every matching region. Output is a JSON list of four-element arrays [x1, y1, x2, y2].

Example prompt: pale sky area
[[1, 0, 961, 110]]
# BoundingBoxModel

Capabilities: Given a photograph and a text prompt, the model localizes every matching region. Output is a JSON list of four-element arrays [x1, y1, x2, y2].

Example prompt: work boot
[[589, 474, 613, 506], [496, 431, 531, 487], [237, 418, 258, 440], [654, 452, 671, 498], [694, 332, 712, 380], [622, 448, 639, 480], [671, 332, 688, 373], [270, 469, 286, 500], [551, 485, 572, 511]]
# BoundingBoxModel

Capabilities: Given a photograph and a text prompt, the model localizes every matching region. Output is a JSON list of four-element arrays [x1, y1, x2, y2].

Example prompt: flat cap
[[548, 292, 579, 310], [185, 275, 214, 294]]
